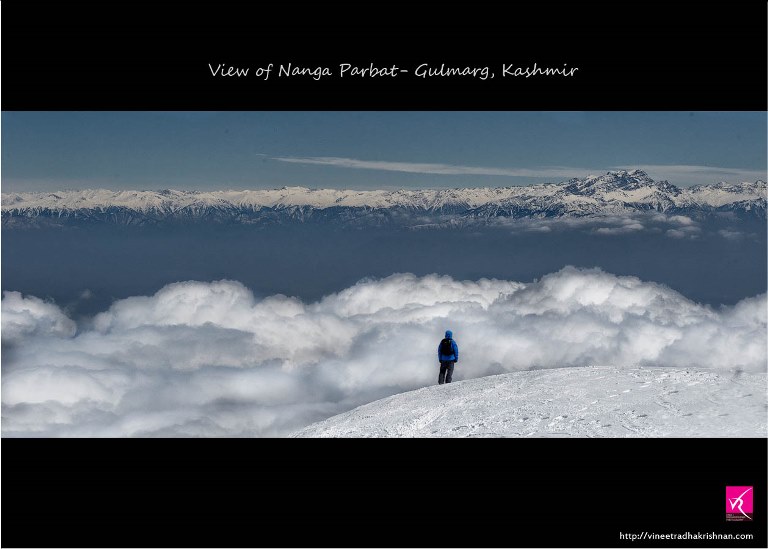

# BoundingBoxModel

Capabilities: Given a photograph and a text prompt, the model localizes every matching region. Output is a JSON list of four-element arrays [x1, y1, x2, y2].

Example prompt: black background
[[3, 439, 767, 547], [2, 1, 767, 547]]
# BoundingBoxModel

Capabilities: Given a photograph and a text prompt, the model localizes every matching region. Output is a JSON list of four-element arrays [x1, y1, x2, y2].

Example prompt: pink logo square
[[726, 486, 753, 521]]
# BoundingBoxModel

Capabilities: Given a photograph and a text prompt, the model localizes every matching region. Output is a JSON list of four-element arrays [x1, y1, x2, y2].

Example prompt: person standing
[[437, 330, 459, 384]]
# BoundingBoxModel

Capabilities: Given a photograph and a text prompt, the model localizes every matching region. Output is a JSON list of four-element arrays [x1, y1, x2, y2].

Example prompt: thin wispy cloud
[[272, 156, 766, 185], [272, 156, 582, 178]]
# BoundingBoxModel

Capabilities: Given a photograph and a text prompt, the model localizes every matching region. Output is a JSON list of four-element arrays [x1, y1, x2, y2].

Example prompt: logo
[[726, 486, 753, 521]]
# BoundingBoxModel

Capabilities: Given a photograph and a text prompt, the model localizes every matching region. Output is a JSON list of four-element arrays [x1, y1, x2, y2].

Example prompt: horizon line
[[3, 165, 767, 194]]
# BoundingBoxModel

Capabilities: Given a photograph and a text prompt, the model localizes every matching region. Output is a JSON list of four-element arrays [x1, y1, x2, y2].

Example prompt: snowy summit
[[293, 366, 767, 438]]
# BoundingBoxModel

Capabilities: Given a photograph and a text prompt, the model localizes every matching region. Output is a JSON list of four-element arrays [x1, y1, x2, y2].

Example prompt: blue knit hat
[[445, 330, 452, 338]]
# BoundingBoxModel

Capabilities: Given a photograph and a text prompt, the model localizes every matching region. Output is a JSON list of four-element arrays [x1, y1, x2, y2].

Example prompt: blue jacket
[[438, 330, 459, 363]]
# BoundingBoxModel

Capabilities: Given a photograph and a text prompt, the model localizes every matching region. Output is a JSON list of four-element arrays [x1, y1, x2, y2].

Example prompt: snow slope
[[292, 366, 767, 437]]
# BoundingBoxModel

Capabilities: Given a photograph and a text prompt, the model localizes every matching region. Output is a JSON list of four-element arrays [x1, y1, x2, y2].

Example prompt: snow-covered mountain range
[[3, 170, 765, 227]]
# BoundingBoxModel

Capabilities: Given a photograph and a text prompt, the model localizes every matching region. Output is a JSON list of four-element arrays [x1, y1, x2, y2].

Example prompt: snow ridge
[[293, 366, 767, 438]]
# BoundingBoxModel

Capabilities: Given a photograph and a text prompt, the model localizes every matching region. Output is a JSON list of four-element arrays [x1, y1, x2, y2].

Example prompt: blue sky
[[2, 112, 765, 191]]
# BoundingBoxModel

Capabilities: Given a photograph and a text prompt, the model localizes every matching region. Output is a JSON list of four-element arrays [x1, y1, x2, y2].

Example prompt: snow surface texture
[[293, 366, 767, 438], [2, 267, 766, 437], [2, 171, 766, 223]]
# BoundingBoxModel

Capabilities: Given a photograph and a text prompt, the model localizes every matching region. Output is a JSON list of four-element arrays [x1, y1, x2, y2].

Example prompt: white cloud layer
[[272, 156, 766, 185], [1, 292, 77, 341], [272, 156, 585, 179], [2, 268, 765, 437], [482, 212, 713, 240]]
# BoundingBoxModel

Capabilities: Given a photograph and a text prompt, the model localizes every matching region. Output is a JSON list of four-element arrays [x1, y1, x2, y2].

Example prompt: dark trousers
[[439, 361, 455, 384]]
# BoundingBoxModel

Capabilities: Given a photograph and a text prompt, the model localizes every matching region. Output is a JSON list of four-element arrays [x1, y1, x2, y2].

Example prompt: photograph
[[2, 111, 766, 440], [1, 2, 766, 548]]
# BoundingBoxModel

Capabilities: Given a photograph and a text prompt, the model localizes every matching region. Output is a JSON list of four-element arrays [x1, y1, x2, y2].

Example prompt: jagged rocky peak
[[608, 168, 649, 178], [595, 169, 656, 187], [565, 169, 659, 194]]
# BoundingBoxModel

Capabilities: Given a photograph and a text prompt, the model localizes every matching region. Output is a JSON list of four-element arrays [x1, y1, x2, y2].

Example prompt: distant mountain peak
[[606, 168, 649, 177], [564, 168, 661, 195]]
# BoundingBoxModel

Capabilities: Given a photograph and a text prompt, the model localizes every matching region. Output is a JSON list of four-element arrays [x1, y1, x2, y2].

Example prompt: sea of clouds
[[2, 267, 765, 437], [414, 212, 763, 242], [485, 213, 742, 239]]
